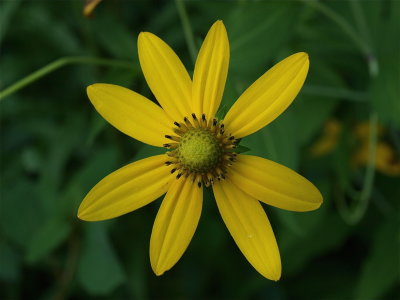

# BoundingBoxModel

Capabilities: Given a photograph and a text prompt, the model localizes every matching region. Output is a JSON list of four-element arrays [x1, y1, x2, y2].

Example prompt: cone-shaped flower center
[[178, 128, 221, 173], [163, 113, 238, 187]]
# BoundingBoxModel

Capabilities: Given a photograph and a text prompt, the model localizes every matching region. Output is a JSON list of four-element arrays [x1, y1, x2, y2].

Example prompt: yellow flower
[[354, 142, 400, 176], [310, 119, 342, 157], [78, 21, 323, 280], [83, 0, 102, 17]]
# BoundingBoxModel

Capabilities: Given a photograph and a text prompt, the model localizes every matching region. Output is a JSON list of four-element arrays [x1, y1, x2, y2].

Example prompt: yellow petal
[[229, 155, 323, 211], [150, 177, 202, 275], [138, 32, 192, 122], [192, 20, 229, 119], [78, 155, 172, 221], [213, 179, 281, 280], [224, 52, 309, 138], [87, 84, 174, 147]]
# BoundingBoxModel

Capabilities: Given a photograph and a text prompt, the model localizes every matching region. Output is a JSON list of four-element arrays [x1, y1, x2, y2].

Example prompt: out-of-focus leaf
[[227, 2, 296, 78], [63, 146, 119, 216], [218, 76, 239, 119], [273, 210, 304, 237], [274, 180, 330, 237], [91, 14, 137, 60], [277, 181, 348, 275], [0, 0, 21, 43], [242, 108, 299, 170], [369, 58, 400, 127], [37, 114, 86, 214], [347, 0, 399, 128], [293, 95, 338, 147], [21, 146, 42, 174], [294, 60, 344, 146], [126, 244, 148, 300], [0, 241, 21, 282], [100, 67, 138, 88], [354, 214, 399, 299], [77, 223, 125, 296], [219, 1, 297, 110], [147, 1, 186, 50], [17, 4, 81, 55], [0, 180, 44, 248], [86, 112, 107, 147], [131, 143, 165, 161], [25, 217, 71, 264], [232, 145, 251, 154], [280, 208, 350, 275]]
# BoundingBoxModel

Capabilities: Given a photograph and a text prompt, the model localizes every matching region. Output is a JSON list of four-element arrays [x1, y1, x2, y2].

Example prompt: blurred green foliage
[[0, 0, 399, 299]]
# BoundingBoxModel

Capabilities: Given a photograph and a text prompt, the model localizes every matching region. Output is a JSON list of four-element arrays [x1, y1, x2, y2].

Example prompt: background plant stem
[[0, 56, 135, 101], [175, 0, 198, 64]]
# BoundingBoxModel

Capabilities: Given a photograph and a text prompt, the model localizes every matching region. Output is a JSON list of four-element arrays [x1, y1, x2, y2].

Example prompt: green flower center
[[163, 113, 238, 187], [177, 128, 221, 173]]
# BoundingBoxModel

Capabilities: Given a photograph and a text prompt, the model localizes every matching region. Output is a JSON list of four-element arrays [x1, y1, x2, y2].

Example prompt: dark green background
[[1, 0, 399, 299]]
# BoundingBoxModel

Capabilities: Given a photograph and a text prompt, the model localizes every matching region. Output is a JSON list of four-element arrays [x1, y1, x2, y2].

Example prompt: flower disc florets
[[178, 128, 221, 173], [163, 113, 238, 187]]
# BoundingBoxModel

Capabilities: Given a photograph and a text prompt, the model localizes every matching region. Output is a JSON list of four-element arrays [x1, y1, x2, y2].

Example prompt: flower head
[[78, 21, 323, 280]]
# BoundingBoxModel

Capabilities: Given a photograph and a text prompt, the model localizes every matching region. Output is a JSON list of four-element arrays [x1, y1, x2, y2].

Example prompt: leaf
[[77, 223, 125, 296], [0, 180, 44, 248], [219, 1, 297, 111], [91, 14, 137, 60], [86, 112, 107, 147], [276, 180, 350, 275], [17, 4, 81, 54], [241, 108, 300, 170], [0, 241, 21, 282], [274, 180, 330, 237], [0, 0, 21, 43], [279, 208, 351, 276], [294, 60, 343, 146], [131, 143, 165, 161], [126, 244, 148, 300], [354, 214, 399, 299], [25, 217, 71, 264], [232, 145, 251, 154], [62, 146, 119, 216], [293, 95, 338, 147], [363, 0, 399, 127], [37, 114, 87, 214], [227, 2, 296, 78], [369, 58, 400, 127]]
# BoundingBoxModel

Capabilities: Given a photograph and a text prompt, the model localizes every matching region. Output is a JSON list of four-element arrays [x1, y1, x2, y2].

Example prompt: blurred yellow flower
[[353, 123, 400, 176], [77, 21, 323, 280], [353, 142, 400, 176], [311, 120, 400, 176], [83, 0, 102, 17], [353, 121, 384, 141], [310, 119, 342, 157]]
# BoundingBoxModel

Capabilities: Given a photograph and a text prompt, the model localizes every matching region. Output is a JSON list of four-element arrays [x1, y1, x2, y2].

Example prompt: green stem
[[355, 113, 378, 217], [0, 56, 135, 101], [300, 0, 372, 57], [348, 0, 379, 77], [52, 227, 80, 300], [175, 0, 197, 64], [390, 127, 400, 156], [349, 0, 371, 46], [338, 113, 378, 225], [301, 0, 379, 76]]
